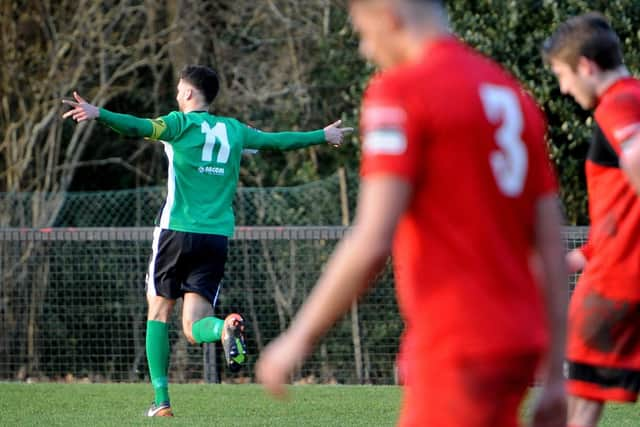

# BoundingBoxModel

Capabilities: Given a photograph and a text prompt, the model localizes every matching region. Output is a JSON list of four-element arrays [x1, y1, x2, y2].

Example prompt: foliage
[[447, 0, 640, 223], [4, 2, 640, 224]]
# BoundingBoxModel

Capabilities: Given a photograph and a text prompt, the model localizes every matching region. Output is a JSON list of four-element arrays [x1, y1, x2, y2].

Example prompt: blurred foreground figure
[[258, 1, 567, 426]]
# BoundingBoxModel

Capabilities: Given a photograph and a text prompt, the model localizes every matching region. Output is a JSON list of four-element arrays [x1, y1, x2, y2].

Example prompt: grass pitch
[[1, 383, 637, 426], [0, 383, 400, 426]]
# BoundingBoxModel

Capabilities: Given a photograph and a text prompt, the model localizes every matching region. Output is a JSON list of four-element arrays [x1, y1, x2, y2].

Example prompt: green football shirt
[[98, 108, 326, 236]]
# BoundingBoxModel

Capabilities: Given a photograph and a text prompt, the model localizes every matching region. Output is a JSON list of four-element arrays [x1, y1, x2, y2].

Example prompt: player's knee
[[148, 311, 169, 322], [184, 332, 197, 345], [182, 320, 197, 344], [147, 295, 174, 322]]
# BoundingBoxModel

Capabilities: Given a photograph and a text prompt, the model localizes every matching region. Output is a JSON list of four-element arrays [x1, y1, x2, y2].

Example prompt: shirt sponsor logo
[[198, 166, 225, 175], [363, 128, 407, 155]]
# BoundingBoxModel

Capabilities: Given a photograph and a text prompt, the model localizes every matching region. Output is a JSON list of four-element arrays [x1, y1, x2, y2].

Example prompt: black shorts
[[567, 283, 640, 402], [146, 227, 228, 304]]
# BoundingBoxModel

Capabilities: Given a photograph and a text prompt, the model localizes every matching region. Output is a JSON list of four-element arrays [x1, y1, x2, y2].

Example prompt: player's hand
[[323, 119, 354, 147], [62, 91, 99, 122], [565, 248, 587, 273], [256, 331, 311, 399], [530, 381, 567, 427]]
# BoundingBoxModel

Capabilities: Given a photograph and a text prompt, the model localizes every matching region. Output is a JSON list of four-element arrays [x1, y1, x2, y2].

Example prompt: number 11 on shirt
[[201, 122, 230, 164]]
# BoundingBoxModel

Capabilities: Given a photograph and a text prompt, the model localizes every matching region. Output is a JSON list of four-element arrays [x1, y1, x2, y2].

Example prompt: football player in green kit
[[62, 65, 352, 417]]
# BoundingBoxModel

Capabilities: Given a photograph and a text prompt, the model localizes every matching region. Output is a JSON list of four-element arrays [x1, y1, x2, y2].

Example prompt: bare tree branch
[[54, 157, 154, 183]]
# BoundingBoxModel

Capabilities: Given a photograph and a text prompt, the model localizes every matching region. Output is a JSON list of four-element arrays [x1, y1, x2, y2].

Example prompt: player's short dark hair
[[542, 12, 623, 71], [180, 65, 220, 104]]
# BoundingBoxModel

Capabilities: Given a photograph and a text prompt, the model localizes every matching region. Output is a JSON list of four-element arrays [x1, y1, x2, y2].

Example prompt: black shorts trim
[[567, 360, 640, 394], [146, 228, 228, 304]]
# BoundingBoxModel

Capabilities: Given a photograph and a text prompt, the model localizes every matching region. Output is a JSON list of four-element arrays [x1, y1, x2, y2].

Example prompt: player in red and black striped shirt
[[544, 12, 640, 427]]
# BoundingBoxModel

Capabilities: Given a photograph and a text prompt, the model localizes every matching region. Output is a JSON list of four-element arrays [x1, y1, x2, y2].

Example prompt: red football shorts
[[398, 351, 541, 427], [567, 282, 640, 402]]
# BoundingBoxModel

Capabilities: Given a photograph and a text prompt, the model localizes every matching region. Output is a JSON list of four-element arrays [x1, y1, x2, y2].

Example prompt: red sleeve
[[359, 74, 421, 184], [595, 93, 640, 153]]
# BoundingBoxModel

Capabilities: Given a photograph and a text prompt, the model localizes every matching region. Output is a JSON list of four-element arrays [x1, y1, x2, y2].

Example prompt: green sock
[[146, 320, 170, 405], [192, 317, 224, 343]]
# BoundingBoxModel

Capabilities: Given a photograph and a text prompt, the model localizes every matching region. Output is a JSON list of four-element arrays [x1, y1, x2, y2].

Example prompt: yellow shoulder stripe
[[149, 118, 168, 140]]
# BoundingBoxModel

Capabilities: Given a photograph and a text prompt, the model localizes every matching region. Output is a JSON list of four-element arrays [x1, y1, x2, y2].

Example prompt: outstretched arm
[[243, 120, 353, 150], [62, 91, 154, 138], [256, 175, 410, 397]]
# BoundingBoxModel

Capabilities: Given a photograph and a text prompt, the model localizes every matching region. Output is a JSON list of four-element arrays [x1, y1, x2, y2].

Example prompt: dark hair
[[179, 65, 220, 104], [542, 12, 623, 71]]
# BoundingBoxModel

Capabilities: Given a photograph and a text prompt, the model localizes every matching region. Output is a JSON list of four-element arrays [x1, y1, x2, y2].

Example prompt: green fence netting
[[0, 170, 360, 228]]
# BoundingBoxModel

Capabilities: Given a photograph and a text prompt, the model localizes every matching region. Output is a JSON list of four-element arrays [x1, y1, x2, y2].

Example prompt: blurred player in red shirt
[[258, 1, 568, 426], [543, 12, 640, 427]]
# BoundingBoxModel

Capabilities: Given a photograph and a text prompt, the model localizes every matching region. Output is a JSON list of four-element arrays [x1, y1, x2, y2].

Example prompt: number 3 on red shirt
[[479, 84, 529, 197]]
